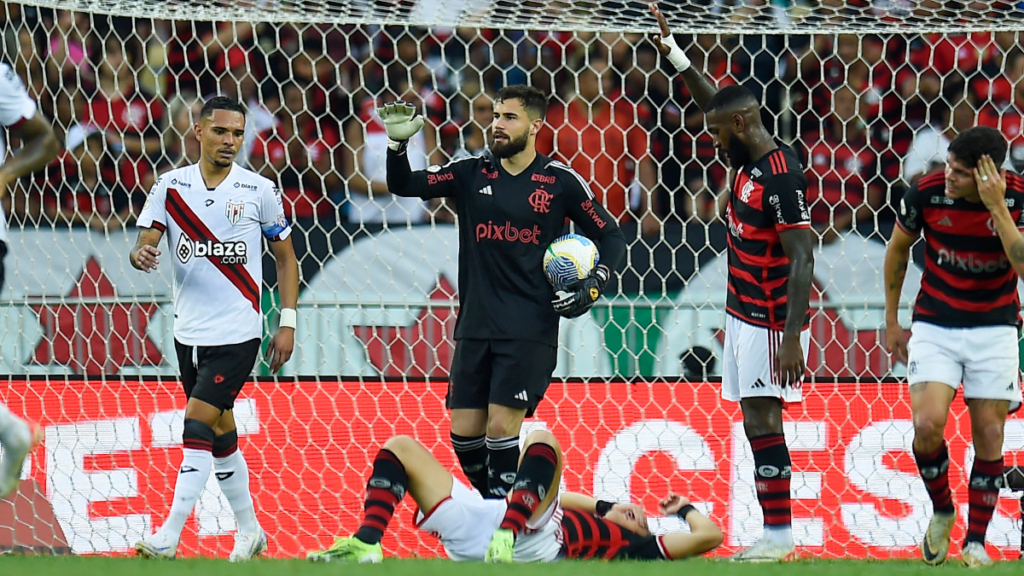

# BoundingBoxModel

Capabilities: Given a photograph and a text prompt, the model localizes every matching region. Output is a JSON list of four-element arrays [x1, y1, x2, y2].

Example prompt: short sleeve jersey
[[725, 146, 812, 330], [896, 170, 1024, 327], [137, 163, 291, 346], [0, 64, 38, 244]]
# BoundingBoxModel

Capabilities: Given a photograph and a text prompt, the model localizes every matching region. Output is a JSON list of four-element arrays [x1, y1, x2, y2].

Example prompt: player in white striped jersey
[[0, 62, 59, 499], [130, 96, 299, 561]]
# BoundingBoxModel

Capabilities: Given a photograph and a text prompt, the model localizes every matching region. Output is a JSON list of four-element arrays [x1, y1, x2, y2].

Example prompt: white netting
[[0, 0, 1022, 562]]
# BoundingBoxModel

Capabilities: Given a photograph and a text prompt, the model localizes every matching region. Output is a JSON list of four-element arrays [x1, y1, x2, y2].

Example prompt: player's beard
[[490, 129, 529, 159], [726, 135, 753, 168]]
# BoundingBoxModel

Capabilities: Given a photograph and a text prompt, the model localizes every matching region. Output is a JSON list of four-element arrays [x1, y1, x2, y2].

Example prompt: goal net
[[0, 0, 1022, 560]]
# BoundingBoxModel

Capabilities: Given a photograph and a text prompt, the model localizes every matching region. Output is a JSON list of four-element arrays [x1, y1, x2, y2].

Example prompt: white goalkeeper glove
[[655, 33, 691, 73], [377, 101, 426, 151]]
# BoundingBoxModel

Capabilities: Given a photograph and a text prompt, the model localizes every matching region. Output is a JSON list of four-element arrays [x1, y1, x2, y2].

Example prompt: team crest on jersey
[[529, 188, 552, 213], [225, 201, 245, 225]]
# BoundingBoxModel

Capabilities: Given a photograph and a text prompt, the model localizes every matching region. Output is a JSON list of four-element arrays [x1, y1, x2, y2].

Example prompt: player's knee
[[486, 409, 525, 438], [522, 430, 558, 453], [212, 430, 238, 458], [182, 418, 215, 451], [740, 398, 782, 437], [972, 420, 1005, 453], [383, 435, 419, 456], [913, 412, 947, 446]]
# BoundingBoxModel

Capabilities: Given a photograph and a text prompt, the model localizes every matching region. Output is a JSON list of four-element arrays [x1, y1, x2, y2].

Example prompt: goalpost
[[0, 0, 1022, 560]]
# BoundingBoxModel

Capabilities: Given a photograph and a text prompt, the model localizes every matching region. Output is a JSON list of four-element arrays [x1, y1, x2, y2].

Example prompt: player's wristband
[[676, 504, 697, 521], [658, 34, 691, 72], [387, 138, 409, 153], [279, 308, 297, 330], [595, 500, 615, 517]]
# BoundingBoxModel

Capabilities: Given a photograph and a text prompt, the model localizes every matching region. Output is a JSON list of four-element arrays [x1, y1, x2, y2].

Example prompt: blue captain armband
[[262, 214, 292, 241]]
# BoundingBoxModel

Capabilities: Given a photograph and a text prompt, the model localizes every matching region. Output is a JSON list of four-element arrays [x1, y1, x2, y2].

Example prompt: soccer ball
[[543, 234, 600, 288]]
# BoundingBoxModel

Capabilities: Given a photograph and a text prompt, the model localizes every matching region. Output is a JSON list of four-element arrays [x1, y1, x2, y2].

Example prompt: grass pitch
[[1, 556, 1023, 576]]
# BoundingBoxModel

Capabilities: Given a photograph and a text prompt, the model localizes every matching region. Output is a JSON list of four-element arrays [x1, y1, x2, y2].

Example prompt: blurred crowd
[[2, 3, 1024, 289]]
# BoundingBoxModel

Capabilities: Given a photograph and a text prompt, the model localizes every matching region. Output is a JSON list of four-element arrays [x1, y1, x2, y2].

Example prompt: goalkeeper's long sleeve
[[385, 145, 457, 199]]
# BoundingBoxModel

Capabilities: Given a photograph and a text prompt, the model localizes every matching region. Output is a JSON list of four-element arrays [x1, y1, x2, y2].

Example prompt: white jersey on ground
[[137, 162, 291, 346], [0, 63, 40, 244]]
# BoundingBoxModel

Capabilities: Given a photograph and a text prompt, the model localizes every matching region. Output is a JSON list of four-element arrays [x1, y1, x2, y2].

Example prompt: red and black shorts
[[174, 338, 260, 411]]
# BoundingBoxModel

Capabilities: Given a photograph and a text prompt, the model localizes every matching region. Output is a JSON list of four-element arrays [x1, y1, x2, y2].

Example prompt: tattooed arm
[[884, 225, 916, 365]]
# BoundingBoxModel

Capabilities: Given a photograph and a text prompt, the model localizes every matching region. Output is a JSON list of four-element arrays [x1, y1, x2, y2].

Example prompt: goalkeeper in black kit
[[382, 85, 627, 500]]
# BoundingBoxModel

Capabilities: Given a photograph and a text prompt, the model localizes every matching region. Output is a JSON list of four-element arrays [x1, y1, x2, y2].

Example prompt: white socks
[[161, 448, 214, 538], [215, 450, 258, 535], [763, 524, 794, 547]]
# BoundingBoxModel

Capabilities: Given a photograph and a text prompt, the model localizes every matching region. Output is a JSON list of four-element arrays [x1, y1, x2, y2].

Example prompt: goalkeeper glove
[[377, 101, 425, 150], [552, 265, 610, 319], [655, 33, 691, 73]]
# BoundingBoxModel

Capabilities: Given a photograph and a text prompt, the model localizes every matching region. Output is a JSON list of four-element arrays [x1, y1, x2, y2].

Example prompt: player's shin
[[451, 432, 489, 496], [353, 448, 408, 545], [750, 433, 793, 545], [966, 457, 1004, 546], [499, 443, 558, 535], [163, 419, 216, 537], [213, 431, 259, 535], [914, 441, 955, 513], [486, 436, 520, 498]]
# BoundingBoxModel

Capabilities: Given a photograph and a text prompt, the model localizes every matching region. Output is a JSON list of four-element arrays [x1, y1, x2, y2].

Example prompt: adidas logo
[[479, 185, 492, 195], [937, 216, 953, 227], [513, 390, 529, 402], [751, 379, 767, 389]]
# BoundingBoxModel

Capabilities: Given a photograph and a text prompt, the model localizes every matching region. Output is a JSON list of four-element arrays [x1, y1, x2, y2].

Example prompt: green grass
[[1, 557, 1023, 576]]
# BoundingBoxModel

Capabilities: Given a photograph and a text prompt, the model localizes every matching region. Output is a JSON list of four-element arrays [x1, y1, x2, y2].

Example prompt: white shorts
[[907, 321, 1022, 411], [414, 479, 563, 562], [722, 314, 810, 404]]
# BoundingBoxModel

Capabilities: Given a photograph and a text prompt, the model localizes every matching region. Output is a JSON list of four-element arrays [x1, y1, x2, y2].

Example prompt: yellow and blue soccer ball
[[543, 234, 599, 288]]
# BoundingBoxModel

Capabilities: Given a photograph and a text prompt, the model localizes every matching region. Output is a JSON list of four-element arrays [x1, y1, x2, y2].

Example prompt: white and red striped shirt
[[137, 163, 291, 346]]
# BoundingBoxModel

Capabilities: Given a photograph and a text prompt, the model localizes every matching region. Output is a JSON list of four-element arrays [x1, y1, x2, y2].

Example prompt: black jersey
[[388, 148, 626, 346], [725, 146, 812, 330], [897, 170, 1024, 327]]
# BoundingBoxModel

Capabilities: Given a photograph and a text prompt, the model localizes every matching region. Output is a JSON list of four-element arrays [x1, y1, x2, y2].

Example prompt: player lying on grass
[[307, 430, 722, 563]]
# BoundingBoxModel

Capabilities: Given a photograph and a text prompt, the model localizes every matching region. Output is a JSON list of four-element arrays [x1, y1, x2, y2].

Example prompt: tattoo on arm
[[888, 259, 907, 292], [1010, 238, 1024, 265]]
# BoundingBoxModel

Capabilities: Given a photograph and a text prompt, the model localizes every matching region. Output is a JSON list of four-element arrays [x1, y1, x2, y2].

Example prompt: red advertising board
[[1, 377, 1021, 559]]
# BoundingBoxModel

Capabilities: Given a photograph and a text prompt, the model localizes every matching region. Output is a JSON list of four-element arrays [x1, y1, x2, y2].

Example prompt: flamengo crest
[[225, 201, 245, 225]]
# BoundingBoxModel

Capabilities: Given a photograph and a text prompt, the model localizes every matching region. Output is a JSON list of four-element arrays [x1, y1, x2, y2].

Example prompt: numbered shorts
[[907, 321, 1022, 412], [447, 338, 557, 417], [721, 314, 810, 404], [174, 338, 261, 411], [414, 478, 563, 562]]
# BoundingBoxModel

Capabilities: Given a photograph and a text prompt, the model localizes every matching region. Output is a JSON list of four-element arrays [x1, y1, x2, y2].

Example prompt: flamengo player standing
[[885, 127, 1024, 567], [652, 4, 815, 562], [0, 63, 59, 498], [380, 85, 627, 502], [130, 96, 299, 561]]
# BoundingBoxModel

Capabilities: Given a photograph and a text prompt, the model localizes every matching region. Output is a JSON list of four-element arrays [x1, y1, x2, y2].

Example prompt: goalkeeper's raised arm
[[382, 102, 463, 199]]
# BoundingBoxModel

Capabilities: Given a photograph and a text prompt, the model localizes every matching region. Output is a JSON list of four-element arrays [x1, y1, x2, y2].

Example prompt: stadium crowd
[[2, 3, 1024, 292]]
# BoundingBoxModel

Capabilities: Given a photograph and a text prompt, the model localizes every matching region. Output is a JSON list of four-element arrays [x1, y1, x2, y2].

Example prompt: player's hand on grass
[[975, 154, 1008, 212], [552, 264, 610, 319], [606, 503, 650, 536], [774, 335, 805, 387], [132, 245, 161, 273], [885, 321, 909, 366], [377, 102, 425, 149], [266, 328, 295, 373], [649, 3, 691, 72], [658, 493, 690, 515]]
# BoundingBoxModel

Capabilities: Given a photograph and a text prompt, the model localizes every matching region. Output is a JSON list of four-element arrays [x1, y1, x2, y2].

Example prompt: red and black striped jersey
[[896, 170, 1024, 327], [725, 146, 812, 330], [559, 509, 647, 560]]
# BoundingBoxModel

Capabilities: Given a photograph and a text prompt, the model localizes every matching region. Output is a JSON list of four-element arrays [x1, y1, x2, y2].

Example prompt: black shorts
[[174, 338, 260, 411], [447, 338, 557, 417]]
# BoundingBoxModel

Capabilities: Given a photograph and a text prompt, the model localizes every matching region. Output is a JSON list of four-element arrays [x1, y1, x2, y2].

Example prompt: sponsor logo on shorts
[[908, 361, 917, 376], [513, 390, 530, 402]]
